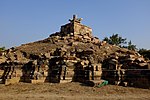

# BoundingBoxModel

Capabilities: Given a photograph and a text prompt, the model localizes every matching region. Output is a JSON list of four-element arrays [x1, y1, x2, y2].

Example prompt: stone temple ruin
[[0, 15, 150, 88], [0, 15, 102, 85]]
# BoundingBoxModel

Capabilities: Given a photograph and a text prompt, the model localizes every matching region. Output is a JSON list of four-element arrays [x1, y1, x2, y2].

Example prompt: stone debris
[[102, 53, 150, 88], [0, 15, 149, 88]]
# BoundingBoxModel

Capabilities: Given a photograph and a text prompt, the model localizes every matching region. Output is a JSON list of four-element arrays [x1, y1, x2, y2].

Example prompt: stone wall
[[74, 22, 92, 36], [60, 23, 74, 35], [60, 15, 92, 37]]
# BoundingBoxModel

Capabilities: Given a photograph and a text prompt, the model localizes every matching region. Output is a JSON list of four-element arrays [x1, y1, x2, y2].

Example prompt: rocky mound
[[0, 15, 148, 66], [0, 15, 150, 88]]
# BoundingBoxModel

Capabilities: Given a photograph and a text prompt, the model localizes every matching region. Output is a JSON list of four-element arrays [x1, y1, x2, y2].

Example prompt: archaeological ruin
[[0, 15, 150, 88]]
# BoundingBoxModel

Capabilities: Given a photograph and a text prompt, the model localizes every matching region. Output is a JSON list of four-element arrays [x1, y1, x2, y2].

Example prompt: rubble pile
[[102, 51, 150, 88], [44, 47, 102, 83], [0, 15, 149, 88], [0, 15, 104, 84]]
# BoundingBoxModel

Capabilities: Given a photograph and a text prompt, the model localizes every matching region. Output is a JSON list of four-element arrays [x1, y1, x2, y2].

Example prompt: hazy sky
[[0, 0, 150, 49]]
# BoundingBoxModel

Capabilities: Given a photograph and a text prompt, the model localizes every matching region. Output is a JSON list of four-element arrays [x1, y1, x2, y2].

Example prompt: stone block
[[5, 77, 20, 85]]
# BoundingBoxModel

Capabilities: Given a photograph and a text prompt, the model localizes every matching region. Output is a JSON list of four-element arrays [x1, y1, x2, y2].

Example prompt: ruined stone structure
[[0, 15, 150, 88], [61, 15, 92, 37], [102, 53, 150, 88]]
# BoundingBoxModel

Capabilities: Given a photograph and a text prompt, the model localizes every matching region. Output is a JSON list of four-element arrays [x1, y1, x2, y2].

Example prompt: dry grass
[[0, 82, 150, 100]]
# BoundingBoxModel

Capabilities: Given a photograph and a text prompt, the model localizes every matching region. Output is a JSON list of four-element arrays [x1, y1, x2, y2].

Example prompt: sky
[[0, 0, 150, 49]]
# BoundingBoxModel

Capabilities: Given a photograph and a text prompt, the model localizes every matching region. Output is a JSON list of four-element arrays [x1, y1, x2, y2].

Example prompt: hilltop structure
[[0, 15, 150, 88], [60, 15, 92, 37]]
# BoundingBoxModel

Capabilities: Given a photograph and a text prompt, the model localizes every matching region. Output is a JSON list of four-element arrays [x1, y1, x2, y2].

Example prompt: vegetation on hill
[[103, 34, 127, 46], [0, 47, 5, 51], [103, 34, 137, 50], [138, 48, 150, 60]]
